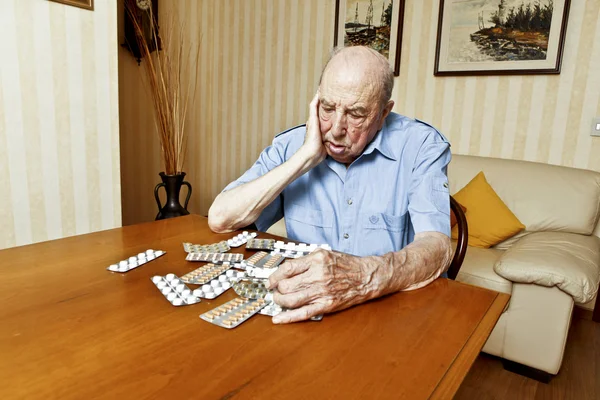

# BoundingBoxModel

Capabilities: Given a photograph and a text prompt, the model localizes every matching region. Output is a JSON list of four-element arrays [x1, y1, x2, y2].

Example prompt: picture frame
[[48, 0, 94, 11], [334, 0, 406, 76], [434, 0, 570, 76]]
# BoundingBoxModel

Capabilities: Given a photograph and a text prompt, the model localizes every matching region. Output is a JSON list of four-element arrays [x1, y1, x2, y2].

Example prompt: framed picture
[[334, 0, 406, 76], [434, 0, 570, 76], [48, 0, 94, 11]]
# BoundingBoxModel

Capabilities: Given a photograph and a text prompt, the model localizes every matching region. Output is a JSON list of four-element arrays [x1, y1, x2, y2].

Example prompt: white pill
[[119, 260, 128, 267], [129, 261, 139, 268], [242, 231, 248, 236], [251, 232, 257, 238], [214, 288, 224, 296], [118, 265, 128, 272], [192, 289, 202, 296], [127, 256, 136, 262], [152, 276, 162, 283], [265, 293, 273, 302], [227, 239, 233, 245], [226, 270, 235, 277], [161, 287, 172, 295], [186, 296, 199, 303], [154, 250, 164, 256], [211, 280, 221, 288], [167, 292, 177, 301], [137, 253, 146, 259], [165, 273, 176, 281], [172, 298, 183, 306], [237, 271, 246, 278], [218, 275, 228, 282], [181, 289, 191, 297], [157, 281, 167, 289], [108, 264, 119, 271], [146, 249, 154, 254], [222, 282, 231, 290], [147, 254, 155, 261], [176, 284, 186, 292], [201, 284, 212, 292]]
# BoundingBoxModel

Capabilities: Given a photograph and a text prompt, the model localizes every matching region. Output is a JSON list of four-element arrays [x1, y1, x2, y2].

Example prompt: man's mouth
[[326, 142, 346, 155]]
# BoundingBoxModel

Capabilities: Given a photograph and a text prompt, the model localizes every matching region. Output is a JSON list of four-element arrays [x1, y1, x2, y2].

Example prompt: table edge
[[429, 292, 511, 400]]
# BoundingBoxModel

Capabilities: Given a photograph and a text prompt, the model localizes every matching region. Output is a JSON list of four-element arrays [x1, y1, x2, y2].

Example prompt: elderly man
[[209, 46, 452, 324]]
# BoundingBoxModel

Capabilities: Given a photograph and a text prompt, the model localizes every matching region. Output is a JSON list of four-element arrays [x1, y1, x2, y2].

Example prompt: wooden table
[[0, 215, 509, 399]]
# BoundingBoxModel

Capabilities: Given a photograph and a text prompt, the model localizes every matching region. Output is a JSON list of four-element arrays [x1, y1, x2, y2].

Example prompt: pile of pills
[[227, 231, 258, 248], [183, 241, 230, 254], [151, 274, 200, 306], [186, 252, 244, 263], [180, 263, 233, 285], [107, 249, 165, 273], [191, 269, 247, 299], [200, 297, 267, 329], [272, 242, 332, 258], [246, 238, 275, 251]]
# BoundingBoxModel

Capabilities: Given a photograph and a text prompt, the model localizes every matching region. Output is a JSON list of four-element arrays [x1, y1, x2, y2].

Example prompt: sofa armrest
[[493, 232, 600, 303]]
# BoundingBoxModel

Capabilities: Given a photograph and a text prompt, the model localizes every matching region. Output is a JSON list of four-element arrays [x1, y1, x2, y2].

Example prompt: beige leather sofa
[[266, 154, 600, 378]]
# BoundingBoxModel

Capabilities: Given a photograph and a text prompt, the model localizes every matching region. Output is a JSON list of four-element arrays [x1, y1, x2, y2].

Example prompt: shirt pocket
[[361, 212, 407, 255], [285, 203, 333, 244]]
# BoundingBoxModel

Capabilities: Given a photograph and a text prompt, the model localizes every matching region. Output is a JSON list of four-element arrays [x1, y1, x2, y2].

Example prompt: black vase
[[154, 172, 192, 220]]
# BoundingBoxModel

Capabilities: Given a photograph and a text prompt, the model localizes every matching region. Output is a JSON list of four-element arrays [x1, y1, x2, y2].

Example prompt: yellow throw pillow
[[451, 171, 525, 248]]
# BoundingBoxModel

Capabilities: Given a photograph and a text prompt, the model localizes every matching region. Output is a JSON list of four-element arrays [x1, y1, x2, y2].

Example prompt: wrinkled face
[[318, 68, 391, 165]]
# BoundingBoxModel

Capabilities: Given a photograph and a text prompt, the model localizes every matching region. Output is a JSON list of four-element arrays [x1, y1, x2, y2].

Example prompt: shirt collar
[[361, 117, 397, 161]]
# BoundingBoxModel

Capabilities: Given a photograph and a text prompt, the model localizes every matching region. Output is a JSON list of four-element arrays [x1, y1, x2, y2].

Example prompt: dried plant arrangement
[[124, 0, 201, 175]]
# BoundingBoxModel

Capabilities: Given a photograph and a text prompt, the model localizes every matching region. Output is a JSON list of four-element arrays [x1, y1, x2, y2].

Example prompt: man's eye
[[349, 113, 364, 119], [321, 107, 334, 113]]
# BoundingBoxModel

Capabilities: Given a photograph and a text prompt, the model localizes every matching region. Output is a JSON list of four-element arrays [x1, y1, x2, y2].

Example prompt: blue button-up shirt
[[224, 112, 451, 257]]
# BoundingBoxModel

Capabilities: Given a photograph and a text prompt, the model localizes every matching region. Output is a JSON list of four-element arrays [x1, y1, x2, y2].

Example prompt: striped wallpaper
[[119, 0, 600, 226], [0, 0, 121, 250]]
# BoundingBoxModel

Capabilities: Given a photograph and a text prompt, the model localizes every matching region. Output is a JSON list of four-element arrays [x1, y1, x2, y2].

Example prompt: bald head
[[319, 46, 394, 109]]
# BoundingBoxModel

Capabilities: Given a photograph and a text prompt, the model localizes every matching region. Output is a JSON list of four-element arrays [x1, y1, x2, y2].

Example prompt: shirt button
[[347, 199, 353, 205], [369, 215, 379, 224], [343, 233, 349, 239]]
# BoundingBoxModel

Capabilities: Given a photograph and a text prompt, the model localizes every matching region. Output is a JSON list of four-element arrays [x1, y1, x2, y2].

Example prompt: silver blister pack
[[272, 241, 332, 258], [151, 274, 200, 306], [227, 231, 258, 248], [186, 252, 244, 263], [107, 249, 165, 273], [191, 269, 247, 299], [200, 297, 267, 329], [180, 262, 233, 285], [182, 241, 230, 254], [245, 238, 275, 251]]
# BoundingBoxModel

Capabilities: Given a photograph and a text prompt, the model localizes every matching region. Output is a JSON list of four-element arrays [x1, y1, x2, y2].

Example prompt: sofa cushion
[[494, 232, 600, 303], [454, 243, 512, 294], [449, 155, 600, 236], [451, 171, 525, 248]]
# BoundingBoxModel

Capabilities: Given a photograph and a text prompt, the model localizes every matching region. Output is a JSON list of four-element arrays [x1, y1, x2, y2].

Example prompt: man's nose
[[331, 112, 347, 138]]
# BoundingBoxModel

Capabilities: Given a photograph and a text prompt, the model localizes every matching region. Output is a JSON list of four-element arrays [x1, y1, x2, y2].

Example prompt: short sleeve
[[221, 133, 293, 232], [407, 125, 452, 237]]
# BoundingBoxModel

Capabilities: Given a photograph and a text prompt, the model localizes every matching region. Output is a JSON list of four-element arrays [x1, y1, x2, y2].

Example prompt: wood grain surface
[[0, 215, 508, 399]]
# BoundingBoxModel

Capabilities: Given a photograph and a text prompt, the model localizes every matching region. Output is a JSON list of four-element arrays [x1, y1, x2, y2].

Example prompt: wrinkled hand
[[265, 249, 374, 324], [300, 91, 327, 168]]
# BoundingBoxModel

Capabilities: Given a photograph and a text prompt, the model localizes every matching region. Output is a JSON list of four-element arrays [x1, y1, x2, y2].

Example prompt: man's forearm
[[361, 232, 453, 300], [208, 149, 317, 233]]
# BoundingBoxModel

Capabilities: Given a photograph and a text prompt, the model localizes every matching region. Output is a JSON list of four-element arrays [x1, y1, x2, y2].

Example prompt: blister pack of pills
[[258, 302, 283, 316], [180, 263, 233, 285], [151, 274, 200, 306], [246, 265, 278, 279], [183, 241, 230, 254], [186, 252, 244, 263], [245, 238, 275, 251], [107, 249, 165, 273], [272, 242, 332, 258], [237, 251, 285, 270], [200, 297, 267, 329], [191, 269, 247, 299], [227, 231, 258, 248], [231, 278, 272, 301]]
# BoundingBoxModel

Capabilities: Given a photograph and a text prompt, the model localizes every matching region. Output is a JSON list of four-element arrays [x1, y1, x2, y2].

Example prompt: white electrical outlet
[[592, 117, 600, 137]]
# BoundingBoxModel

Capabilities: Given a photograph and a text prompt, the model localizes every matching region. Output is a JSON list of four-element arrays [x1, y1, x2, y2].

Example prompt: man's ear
[[379, 100, 395, 129]]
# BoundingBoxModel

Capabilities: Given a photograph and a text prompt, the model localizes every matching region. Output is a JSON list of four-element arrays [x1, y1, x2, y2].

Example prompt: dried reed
[[125, 2, 200, 175]]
